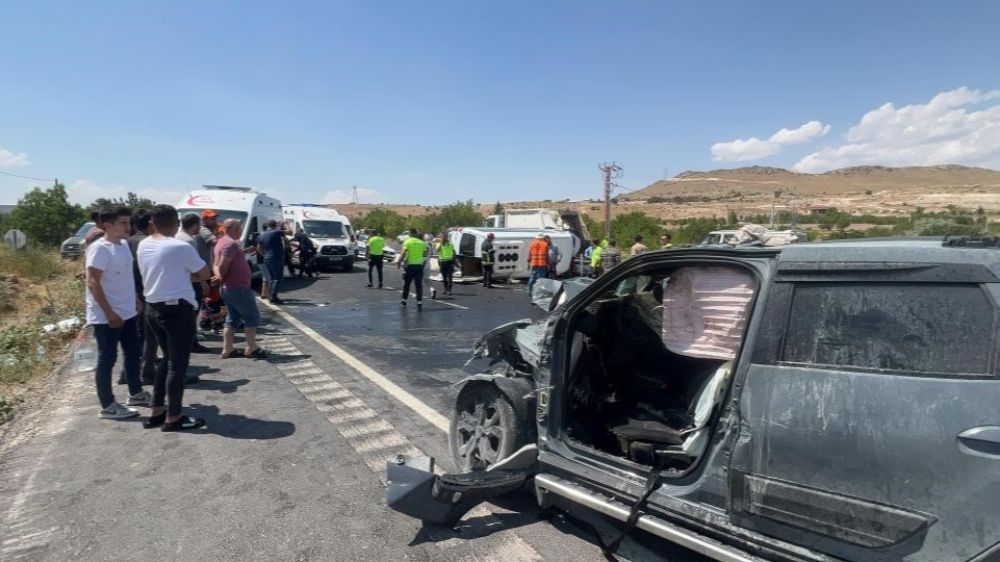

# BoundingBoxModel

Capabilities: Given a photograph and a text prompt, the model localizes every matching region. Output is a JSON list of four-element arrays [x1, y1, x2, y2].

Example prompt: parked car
[[355, 234, 397, 262], [60, 222, 95, 259], [388, 236, 1000, 562]]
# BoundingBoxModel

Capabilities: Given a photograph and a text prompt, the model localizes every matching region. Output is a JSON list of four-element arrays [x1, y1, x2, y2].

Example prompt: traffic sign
[[3, 229, 26, 250]]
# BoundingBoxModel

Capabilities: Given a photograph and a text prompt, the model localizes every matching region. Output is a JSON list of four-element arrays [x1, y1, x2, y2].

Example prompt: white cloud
[[321, 187, 387, 205], [711, 121, 831, 162], [66, 179, 183, 207], [0, 146, 30, 168], [794, 87, 1000, 173]]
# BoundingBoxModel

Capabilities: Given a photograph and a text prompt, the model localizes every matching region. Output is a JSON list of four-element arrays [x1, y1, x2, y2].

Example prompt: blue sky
[[1, 0, 999, 206]]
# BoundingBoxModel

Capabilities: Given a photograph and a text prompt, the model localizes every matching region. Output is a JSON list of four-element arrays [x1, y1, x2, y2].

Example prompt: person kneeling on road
[[137, 205, 213, 432], [397, 228, 427, 310], [86, 205, 151, 420], [214, 218, 267, 360]]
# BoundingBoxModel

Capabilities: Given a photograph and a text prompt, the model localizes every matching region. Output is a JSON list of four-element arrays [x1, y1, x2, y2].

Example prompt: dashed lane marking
[[409, 293, 470, 310]]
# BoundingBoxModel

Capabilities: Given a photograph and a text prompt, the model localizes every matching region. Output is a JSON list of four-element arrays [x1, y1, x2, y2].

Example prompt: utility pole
[[770, 190, 782, 228], [599, 162, 622, 240]]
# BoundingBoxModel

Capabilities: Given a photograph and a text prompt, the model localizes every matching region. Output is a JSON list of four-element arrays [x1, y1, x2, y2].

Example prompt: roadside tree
[[9, 183, 87, 247]]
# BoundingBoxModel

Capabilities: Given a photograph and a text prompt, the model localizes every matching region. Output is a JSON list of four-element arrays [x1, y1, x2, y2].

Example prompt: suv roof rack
[[942, 236, 1000, 248]]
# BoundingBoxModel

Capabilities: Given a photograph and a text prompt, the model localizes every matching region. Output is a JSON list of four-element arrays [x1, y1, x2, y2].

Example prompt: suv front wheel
[[450, 383, 527, 472]]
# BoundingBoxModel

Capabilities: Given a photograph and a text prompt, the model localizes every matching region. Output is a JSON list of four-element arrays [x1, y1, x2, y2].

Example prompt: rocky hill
[[334, 165, 1000, 224], [629, 165, 1000, 198]]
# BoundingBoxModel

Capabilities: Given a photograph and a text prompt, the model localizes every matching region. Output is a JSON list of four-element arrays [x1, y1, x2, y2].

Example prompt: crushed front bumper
[[385, 455, 530, 525]]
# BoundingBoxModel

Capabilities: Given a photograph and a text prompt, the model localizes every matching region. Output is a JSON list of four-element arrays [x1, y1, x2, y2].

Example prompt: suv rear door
[[730, 259, 1000, 562]]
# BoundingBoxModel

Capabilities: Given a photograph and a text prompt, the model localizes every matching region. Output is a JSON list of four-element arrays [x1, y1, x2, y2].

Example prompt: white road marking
[[260, 301, 450, 432], [257, 331, 542, 561], [409, 293, 470, 310]]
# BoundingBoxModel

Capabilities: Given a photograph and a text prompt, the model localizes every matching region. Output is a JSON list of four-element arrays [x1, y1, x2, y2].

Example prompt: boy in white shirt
[[85, 206, 151, 419]]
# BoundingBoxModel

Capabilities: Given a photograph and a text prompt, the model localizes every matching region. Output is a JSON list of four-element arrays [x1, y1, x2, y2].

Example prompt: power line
[[0, 170, 56, 182]]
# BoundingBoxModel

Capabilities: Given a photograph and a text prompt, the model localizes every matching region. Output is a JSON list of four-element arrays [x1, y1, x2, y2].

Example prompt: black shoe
[[161, 416, 206, 432], [366, 283, 373, 288], [417, 302, 423, 311], [270, 297, 284, 305], [116, 375, 127, 385], [400, 299, 407, 307], [378, 284, 383, 289], [192, 343, 211, 354], [143, 412, 166, 429]]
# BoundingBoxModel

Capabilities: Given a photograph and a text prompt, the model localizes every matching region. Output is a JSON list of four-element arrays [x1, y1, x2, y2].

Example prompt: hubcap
[[456, 402, 503, 468]]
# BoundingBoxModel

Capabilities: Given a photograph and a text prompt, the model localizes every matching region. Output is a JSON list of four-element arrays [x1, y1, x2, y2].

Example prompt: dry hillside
[[332, 165, 1000, 223]]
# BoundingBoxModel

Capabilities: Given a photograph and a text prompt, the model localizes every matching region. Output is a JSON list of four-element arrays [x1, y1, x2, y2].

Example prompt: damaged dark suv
[[387, 237, 1000, 562]]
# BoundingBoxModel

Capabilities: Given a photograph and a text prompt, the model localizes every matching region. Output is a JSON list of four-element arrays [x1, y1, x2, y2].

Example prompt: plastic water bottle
[[73, 326, 97, 373]]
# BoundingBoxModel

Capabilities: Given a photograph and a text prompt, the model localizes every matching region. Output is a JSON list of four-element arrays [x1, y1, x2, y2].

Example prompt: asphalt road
[[0, 260, 711, 562]]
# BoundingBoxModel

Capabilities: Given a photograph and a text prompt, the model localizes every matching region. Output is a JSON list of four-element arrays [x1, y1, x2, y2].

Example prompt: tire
[[450, 383, 527, 472]]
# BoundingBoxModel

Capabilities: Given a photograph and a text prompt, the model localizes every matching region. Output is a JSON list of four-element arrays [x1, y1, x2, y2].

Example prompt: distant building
[[808, 204, 837, 216]]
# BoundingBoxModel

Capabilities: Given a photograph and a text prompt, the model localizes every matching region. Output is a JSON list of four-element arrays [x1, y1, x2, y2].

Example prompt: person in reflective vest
[[397, 228, 427, 310], [366, 230, 385, 288], [528, 233, 549, 297], [481, 233, 496, 288], [436, 233, 456, 296]]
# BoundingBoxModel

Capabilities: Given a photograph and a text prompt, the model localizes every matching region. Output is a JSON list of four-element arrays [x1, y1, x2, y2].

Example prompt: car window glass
[[783, 283, 996, 376], [75, 223, 94, 237]]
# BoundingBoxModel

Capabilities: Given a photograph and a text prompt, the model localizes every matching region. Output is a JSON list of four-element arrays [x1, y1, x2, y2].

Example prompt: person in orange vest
[[527, 232, 549, 297]]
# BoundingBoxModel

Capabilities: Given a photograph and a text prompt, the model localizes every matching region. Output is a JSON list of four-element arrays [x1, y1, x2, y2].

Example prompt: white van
[[281, 204, 356, 272], [176, 185, 282, 249]]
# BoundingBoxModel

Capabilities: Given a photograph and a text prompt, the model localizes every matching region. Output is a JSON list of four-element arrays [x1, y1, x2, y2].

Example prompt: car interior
[[563, 264, 757, 473]]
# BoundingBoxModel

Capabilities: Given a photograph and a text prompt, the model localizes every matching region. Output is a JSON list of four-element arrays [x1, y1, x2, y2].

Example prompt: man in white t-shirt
[[86, 206, 151, 420], [138, 205, 212, 432]]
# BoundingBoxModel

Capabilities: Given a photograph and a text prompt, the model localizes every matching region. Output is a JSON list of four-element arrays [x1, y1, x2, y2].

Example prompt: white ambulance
[[281, 204, 357, 272], [176, 185, 282, 248]]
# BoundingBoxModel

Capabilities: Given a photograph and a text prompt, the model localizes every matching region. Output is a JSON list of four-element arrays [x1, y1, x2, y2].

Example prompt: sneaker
[[417, 301, 423, 311], [366, 282, 373, 288], [126, 390, 152, 406], [99, 402, 140, 420]]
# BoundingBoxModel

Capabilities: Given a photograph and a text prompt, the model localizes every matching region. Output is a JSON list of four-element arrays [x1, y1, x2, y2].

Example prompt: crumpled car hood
[[467, 318, 545, 373]]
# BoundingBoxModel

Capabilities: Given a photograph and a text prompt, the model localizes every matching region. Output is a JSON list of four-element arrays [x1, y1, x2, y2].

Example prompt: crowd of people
[[83, 204, 679, 424], [83, 204, 270, 429]]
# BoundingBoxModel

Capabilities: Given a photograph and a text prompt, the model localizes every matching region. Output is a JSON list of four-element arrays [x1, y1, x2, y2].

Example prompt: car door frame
[[535, 248, 782, 539]]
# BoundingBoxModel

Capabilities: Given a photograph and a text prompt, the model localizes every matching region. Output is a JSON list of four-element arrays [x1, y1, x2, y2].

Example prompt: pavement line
[[261, 301, 450, 432], [260, 327, 543, 562], [326, 409, 380, 424], [409, 293, 470, 310]]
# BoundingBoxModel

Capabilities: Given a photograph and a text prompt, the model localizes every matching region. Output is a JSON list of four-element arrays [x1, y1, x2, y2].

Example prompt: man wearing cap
[[527, 232, 549, 297]]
